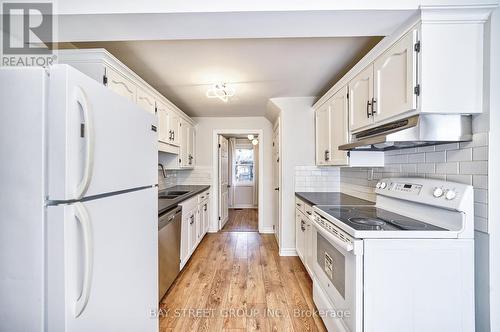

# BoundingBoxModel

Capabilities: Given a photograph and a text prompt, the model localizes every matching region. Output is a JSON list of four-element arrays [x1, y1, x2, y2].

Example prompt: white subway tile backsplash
[[408, 153, 426, 163], [473, 146, 488, 161], [436, 162, 459, 174], [295, 166, 340, 192], [425, 151, 446, 163], [417, 163, 435, 174], [459, 161, 488, 175], [340, 130, 489, 233], [447, 148, 472, 162], [446, 174, 473, 185]]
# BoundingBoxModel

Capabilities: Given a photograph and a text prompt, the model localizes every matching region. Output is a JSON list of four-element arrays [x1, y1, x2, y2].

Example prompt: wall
[[270, 97, 316, 255], [295, 166, 340, 192], [157, 166, 212, 191], [192, 116, 274, 232]]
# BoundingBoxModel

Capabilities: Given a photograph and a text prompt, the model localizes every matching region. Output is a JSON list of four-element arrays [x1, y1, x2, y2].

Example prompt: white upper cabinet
[[57, 49, 196, 163], [373, 29, 418, 123], [315, 85, 382, 167], [180, 120, 195, 168], [349, 65, 374, 132], [328, 87, 349, 166], [315, 103, 330, 165], [105, 66, 136, 102], [136, 86, 156, 114], [168, 111, 181, 147]]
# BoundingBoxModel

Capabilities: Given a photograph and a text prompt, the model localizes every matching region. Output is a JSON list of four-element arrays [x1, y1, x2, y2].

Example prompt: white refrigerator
[[0, 65, 158, 331]]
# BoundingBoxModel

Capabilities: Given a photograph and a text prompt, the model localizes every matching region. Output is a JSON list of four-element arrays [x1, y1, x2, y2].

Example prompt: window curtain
[[228, 138, 237, 208]]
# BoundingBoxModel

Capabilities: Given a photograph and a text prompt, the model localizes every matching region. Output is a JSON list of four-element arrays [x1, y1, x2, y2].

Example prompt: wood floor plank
[[222, 209, 258, 232], [160, 221, 325, 332]]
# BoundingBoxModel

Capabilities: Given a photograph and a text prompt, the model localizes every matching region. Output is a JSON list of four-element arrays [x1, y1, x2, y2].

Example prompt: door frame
[[212, 129, 264, 232]]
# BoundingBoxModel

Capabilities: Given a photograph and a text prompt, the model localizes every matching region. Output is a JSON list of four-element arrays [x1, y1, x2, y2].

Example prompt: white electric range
[[311, 178, 474, 332]]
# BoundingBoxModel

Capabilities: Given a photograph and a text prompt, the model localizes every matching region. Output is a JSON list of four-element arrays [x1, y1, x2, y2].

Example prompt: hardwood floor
[[159, 232, 327, 332], [221, 209, 258, 232]]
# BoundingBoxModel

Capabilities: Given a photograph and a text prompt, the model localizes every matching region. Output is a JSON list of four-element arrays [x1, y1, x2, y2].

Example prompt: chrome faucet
[[158, 163, 167, 178]]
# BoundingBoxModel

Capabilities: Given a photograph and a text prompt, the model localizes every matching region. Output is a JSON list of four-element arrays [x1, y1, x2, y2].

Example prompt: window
[[234, 148, 254, 185]]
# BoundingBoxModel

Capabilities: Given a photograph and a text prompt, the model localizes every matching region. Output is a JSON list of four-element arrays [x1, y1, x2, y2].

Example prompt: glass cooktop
[[316, 206, 446, 231]]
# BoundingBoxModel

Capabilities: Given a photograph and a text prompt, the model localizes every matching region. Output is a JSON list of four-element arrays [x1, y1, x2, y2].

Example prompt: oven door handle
[[314, 219, 354, 252]]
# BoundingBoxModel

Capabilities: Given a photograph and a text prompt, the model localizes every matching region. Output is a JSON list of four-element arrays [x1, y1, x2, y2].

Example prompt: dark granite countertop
[[295, 192, 374, 206], [158, 185, 210, 215]]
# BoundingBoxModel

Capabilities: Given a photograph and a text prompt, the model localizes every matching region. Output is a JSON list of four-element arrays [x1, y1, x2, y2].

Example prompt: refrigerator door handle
[[74, 86, 94, 199], [74, 202, 94, 318]]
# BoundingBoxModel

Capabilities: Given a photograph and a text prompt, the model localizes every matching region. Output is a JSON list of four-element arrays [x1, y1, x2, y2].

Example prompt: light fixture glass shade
[[206, 83, 235, 102], [252, 139, 258, 145], [247, 134, 254, 140]]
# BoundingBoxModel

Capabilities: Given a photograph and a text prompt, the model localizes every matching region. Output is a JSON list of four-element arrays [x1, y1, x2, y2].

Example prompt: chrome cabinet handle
[[325, 150, 330, 162], [371, 98, 377, 116], [190, 215, 194, 225], [366, 100, 372, 118], [301, 220, 306, 231]]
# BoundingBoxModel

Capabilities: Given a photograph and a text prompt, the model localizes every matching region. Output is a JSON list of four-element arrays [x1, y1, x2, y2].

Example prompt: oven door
[[311, 214, 363, 332]]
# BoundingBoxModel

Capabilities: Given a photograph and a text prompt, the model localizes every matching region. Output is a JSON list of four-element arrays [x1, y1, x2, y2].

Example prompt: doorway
[[213, 130, 263, 233]]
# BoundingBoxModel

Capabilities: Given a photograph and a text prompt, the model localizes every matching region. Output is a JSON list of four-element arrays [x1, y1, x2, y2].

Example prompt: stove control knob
[[445, 190, 457, 200], [433, 187, 444, 198], [380, 182, 387, 189], [376, 182, 381, 189]]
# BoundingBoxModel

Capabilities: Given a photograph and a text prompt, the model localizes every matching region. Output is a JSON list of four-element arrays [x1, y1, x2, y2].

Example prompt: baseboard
[[259, 226, 275, 234], [208, 227, 219, 233], [279, 247, 298, 256], [230, 205, 257, 209]]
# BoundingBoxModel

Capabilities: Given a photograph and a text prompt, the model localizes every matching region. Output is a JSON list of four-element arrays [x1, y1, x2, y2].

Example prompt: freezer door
[[47, 64, 157, 201], [46, 188, 158, 332]]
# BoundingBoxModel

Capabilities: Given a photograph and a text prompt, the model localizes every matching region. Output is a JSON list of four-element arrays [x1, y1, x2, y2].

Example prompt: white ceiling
[[73, 37, 381, 117]]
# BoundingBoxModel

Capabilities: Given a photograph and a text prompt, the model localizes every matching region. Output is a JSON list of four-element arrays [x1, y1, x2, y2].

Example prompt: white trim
[[212, 129, 264, 233], [259, 226, 275, 234], [230, 205, 257, 209], [279, 248, 298, 257]]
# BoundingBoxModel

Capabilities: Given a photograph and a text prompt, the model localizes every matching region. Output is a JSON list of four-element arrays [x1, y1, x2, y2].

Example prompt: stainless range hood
[[339, 114, 472, 151]]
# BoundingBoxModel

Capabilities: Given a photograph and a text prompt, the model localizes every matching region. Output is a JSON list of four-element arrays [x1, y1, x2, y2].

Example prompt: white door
[[315, 103, 331, 165], [104, 66, 136, 102], [373, 29, 418, 123], [349, 64, 374, 131], [46, 188, 157, 332], [47, 65, 157, 201], [329, 87, 349, 165], [295, 210, 305, 261], [202, 201, 210, 234], [187, 124, 195, 167], [272, 124, 280, 242], [218, 135, 229, 228]]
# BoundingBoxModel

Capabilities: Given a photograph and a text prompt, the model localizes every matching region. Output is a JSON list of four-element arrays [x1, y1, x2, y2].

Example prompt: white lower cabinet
[[179, 190, 211, 270], [295, 198, 314, 277]]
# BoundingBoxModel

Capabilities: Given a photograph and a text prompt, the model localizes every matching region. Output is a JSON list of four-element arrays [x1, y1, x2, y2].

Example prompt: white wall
[[270, 97, 316, 255], [192, 116, 274, 232], [487, 6, 500, 332]]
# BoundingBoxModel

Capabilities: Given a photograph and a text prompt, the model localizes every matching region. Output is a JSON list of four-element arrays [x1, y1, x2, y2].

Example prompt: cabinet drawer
[[198, 190, 210, 203]]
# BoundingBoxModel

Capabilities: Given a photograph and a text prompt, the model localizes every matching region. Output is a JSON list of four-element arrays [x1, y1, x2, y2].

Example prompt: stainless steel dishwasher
[[158, 206, 182, 301]]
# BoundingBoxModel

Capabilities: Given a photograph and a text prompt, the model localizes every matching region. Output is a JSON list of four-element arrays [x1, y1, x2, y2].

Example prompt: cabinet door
[[329, 87, 349, 165], [180, 213, 190, 268], [169, 111, 181, 146], [188, 211, 197, 254], [202, 201, 210, 235], [179, 119, 189, 167], [187, 124, 195, 167], [295, 210, 305, 261], [349, 64, 374, 131], [315, 103, 331, 165], [105, 66, 136, 102], [373, 29, 418, 123], [136, 87, 156, 114], [157, 105, 170, 143], [304, 219, 313, 277]]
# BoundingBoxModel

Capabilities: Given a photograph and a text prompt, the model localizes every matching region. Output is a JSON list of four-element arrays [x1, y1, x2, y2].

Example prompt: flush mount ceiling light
[[247, 134, 254, 140], [252, 139, 259, 146], [206, 83, 235, 102]]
